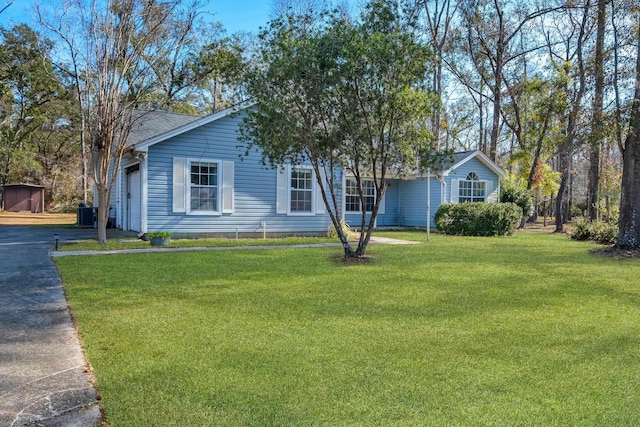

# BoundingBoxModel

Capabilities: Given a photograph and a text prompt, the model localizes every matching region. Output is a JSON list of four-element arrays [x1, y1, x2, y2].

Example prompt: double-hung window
[[190, 161, 218, 212], [290, 168, 313, 213], [459, 172, 485, 203], [345, 178, 375, 212]]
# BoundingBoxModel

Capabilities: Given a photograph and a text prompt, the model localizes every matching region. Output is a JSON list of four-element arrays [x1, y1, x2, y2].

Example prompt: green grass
[[55, 232, 640, 426], [60, 235, 339, 251]]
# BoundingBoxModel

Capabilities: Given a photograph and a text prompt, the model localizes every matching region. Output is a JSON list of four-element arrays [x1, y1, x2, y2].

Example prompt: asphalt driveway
[[0, 226, 130, 427]]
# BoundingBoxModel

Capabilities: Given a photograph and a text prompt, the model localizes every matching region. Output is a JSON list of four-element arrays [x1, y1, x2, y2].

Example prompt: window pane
[[290, 168, 313, 212], [473, 182, 485, 197], [292, 169, 312, 190], [190, 162, 218, 211], [345, 178, 376, 212], [346, 179, 359, 211], [291, 190, 312, 212]]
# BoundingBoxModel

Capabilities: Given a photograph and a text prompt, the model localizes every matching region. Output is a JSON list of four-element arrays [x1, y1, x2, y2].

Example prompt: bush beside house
[[435, 202, 522, 236]]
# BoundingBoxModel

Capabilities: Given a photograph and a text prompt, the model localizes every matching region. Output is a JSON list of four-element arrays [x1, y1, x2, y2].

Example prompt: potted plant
[[147, 231, 172, 247]]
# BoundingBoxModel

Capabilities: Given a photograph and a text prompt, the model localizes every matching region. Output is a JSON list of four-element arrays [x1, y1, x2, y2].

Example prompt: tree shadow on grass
[[592, 246, 640, 260]]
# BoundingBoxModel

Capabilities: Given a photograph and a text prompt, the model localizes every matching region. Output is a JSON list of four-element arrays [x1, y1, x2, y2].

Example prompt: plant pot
[[150, 237, 171, 246]]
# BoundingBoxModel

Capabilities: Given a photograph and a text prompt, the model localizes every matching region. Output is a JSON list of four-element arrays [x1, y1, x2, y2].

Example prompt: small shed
[[2, 183, 45, 213]]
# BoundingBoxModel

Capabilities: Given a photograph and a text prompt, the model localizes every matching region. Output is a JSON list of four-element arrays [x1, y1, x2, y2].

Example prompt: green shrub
[[500, 180, 533, 220], [146, 231, 172, 239], [435, 202, 522, 236], [594, 221, 618, 245], [571, 218, 618, 245], [571, 217, 593, 241]]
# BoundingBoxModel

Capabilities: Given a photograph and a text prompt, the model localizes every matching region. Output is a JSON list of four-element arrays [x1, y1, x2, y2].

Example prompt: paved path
[[50, 235, 420, 258], [0, 226, 132, 427]]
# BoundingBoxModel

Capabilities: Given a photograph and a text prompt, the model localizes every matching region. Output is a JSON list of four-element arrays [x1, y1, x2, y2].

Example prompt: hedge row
[[435, 202, 523, 236]]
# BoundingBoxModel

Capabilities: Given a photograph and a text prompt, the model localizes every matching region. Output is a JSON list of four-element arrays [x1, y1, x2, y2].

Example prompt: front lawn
[[55, 232, 640, 426], [59, 235, 340, 251]]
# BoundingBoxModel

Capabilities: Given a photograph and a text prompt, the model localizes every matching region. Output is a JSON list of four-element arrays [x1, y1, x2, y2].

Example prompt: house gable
[[444, 156, 501, 203], [442, 150, 505, 179], [132, 102, 254, 153]]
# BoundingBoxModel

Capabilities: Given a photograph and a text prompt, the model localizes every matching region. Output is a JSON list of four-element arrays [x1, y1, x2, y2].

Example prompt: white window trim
[[344, 177, 376, 213], [187, 157, 222, 216], [342, 175, 385, 215], [288, 166, 316, 216], [454, 173, 489, 203]]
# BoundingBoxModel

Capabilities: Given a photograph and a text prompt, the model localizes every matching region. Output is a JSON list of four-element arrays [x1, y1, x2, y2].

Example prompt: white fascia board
[[442, 150, 506, 179]]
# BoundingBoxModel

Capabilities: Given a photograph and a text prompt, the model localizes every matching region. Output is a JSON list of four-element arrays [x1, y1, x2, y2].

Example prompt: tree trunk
[[617, 134, 640, 249], [587, 142, 601, 220], [616, 16, 640, 250], [96, 183, 109, 245], [489, 8, 505, 163], [555, 141, 570, 232], [587, 0, 606, 221]]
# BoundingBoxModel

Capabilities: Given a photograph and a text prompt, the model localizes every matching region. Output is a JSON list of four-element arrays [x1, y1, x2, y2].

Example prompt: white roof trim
[[442, 150, 505, 178], [132, 101, 255, 151]]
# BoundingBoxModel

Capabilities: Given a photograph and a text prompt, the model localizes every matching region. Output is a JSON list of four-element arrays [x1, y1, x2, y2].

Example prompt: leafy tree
[[587, 0, 607, 221], [458, 0, 564, 161], [241, 0, 437, 258], [192, 31, 247, 113], [550, 0, 591, 232], [39, 0, 212, 243], [415, 0, 457, 150], [0, 24, 78, 208], [499, 173, 532, 227]]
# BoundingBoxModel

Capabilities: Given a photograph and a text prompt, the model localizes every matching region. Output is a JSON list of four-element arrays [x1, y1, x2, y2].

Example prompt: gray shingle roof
[[126, 110, 203, 147]]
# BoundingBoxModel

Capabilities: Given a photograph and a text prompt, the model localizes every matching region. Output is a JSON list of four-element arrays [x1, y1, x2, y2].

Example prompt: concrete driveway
[[0, 226, 130, 427]]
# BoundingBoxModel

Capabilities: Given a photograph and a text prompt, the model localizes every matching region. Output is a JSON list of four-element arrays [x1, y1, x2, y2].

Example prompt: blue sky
[[0, 1, 275, 34]]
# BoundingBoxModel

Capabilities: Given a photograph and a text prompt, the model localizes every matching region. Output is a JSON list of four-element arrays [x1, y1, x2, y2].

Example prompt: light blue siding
[[109, 107, 504, 236], [145, 113, 333, 236], [376, 182, 400, 226], [343, 177, 442, 229], [444, 157, 500, 202], [343, 180, 400, 228], [397, 177, 442, 228]]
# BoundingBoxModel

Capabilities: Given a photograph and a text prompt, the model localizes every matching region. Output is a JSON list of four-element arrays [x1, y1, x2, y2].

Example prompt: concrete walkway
[[50, 235, 420, 258], [0, 226, 133, 427]]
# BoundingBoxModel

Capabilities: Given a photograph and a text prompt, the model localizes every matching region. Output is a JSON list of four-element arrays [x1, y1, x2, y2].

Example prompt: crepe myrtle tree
[[240, 0, 439, 258], [39, 0, 207, 244]]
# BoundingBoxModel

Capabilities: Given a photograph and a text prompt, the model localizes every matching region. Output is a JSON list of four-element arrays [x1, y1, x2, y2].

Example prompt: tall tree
[[0, 24, 72, 193], [416, 0, 457, 150], [616, 12, 640, 250], [587, 0, 606, 221], [39, 0, 207, 243], [459, 0, 564, 161], [242, 0, 436, 258], [553, 0, 591, 232]]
